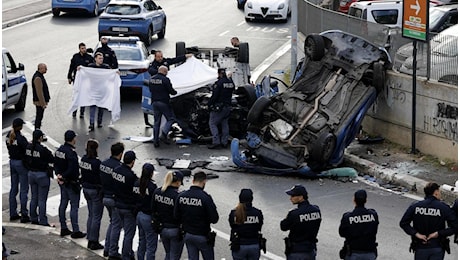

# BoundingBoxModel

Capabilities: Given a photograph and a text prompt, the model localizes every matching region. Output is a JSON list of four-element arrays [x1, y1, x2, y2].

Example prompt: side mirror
[[17, 63, 25, 71], [87, 48, 94, 54]]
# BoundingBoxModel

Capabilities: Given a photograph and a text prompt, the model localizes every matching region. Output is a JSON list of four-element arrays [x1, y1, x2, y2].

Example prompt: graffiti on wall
[[423, 103, 458, 141]]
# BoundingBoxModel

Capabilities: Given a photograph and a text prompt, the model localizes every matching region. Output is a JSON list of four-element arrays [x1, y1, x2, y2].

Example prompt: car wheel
[[439, 75, 457, 85], [236, 85, 257, 107], [372, 62, 385, 93], [144, 27, 153, 46], [15, 85, 27, 112], [237, 1, 244, 9], [245, 17, 251, 22], [176, 42, 186, 57], [237, 42, 249, 63], [157, 21, 166, 39], [52, 8, 60, 17], [247, 96, 271, 124], [92, 2, 99, 17], [304, 34, 325, 61], [309, 132, 336, 165]]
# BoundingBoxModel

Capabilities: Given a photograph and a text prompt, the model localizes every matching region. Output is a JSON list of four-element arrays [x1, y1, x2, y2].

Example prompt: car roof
[[438, 23, 459, 35], [350, 0, 402, 8], [431, 3, 458, 11]]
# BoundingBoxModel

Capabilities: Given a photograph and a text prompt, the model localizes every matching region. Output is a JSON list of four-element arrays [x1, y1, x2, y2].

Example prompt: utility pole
[[291, 0, 298, 82]]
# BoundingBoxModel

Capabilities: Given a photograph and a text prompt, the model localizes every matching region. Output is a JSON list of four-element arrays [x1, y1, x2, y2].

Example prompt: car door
[[2, 51, 21, 110], [143, 0, 164, 33]]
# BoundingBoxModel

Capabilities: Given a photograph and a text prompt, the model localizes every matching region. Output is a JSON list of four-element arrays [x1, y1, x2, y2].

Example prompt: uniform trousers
[[209, 106, 231, 145], [232, 243, 260, 260], [160, 227, 184, 260], [89, 105, 104, 126], [414, 247, 445, 260], [103, 197, 120, 257], [110, 207, 136, 260], [345, 252, 377, 260], [184, 233, 214, 260], [28, 171, 50, 225], [59, 184, 81, 232], [136, 211, 158, 260], [287, 249, 317, 260], [9, 159, 29, 217], [83, 187, 103, 242], [152, 101, 176, 142]]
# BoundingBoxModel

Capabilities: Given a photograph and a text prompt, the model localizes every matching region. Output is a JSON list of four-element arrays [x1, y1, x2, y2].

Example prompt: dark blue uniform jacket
[[174, 186, 219, 236], [339, 206, 379, 252], [112, 164, 138, 209], [133, 180, 157, 215], [208, 76, 235, 107], [100, 157, 122, 198], [54, 142, 79, 181], [148, 55, 186, 76], [229, 203, 264, 245], [80, 155, 102, 190], [152, 186, 181, 228], [6, 131, 28, 160], [95, 45, 118, 69], [144, 73, 177, 103], [68, 53, 94, 81], [24, 142, 54, 171]]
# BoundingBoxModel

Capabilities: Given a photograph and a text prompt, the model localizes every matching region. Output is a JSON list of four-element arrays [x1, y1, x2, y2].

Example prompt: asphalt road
[[2, 0, 458, 259]]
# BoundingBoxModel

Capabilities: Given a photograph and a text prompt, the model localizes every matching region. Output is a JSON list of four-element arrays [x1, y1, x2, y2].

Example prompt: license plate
[[112, 27, 128, 32], [119, 71, 128, 76], [269, 10, 279, 14]]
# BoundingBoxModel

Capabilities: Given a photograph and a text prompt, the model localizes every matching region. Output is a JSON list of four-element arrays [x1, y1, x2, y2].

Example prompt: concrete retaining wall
[[363, 71, 458, 161]]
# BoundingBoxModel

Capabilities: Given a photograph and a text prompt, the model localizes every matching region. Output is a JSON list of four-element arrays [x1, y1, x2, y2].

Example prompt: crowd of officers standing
[[5, 117, 459, 260]]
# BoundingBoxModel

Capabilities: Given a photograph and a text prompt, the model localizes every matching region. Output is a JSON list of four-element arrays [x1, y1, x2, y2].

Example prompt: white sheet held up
[[68, 67, 122, 122]]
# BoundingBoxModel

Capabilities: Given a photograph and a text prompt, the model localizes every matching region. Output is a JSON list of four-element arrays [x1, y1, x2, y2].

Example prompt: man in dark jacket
[[400, 182, 457, 260], [68, 42, 94, 118], [32, 63, 50, 140], [207, 68, 235, 149], [95, 36, 118, 69], [339, 189, 379, 260], [174, 171, 219, 260], [55, 130, 86, 239], [143, 65, 177, 147]]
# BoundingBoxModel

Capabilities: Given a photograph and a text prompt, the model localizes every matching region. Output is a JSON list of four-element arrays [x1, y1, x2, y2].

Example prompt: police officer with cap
[[143, 65, 178, 147], [133, 163, 158, 260], [228, 188, 264, 259], [109, 150, 138, 260], [174, 171, 219, 260], [95, 36, 118, 69], [339, 189, 379, 260], [281, 184, 322, 260], [24, 129, 54, 226], [55, 130, 86, 238], [207, 68, 235, 149], [6, 118, 30, 223], [152, 170, 185, 259], [400, 182, 457, 259], [100, 142, 124, 258]]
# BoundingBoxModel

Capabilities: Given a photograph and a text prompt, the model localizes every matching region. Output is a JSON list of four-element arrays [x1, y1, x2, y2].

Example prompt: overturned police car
[[231, 30, 392, 175]]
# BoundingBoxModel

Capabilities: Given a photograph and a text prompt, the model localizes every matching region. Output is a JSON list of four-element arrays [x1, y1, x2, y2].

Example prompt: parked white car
[[244, 0, 291, 22], [2, 48, 27, 112]]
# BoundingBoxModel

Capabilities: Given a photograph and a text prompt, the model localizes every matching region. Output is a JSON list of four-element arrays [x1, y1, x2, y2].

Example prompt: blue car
[[95, 36, 151, 89], [98, 0, 166, 46], [51, 0, 110, 17], [231, 30, 391, 175]]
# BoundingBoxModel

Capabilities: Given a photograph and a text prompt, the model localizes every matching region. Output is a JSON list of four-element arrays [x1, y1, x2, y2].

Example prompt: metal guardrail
[[297, 0, 458, 86]]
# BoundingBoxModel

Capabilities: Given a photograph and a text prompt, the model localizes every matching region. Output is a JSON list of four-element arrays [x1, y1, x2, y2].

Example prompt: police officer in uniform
[[152, 170, 185, 260], [109, 151, 138, 260], [400, 182, 457, 260], [280, 184, 322, 260], [95, 36, 118, 69], [228, 188, 264, 259], [55, 130, 86, 239], [339, 189, 379, 260], [80, 139, 104, 250], [24, 129, 54, 226], [143, 65, 177, 147], [207, 68, 235, 149], [174, 171, 219, 260], [68, 42, 94, 118], [6, 118, 30, 223], [134, 163, 158, 260], [100, 142, 124, 258]]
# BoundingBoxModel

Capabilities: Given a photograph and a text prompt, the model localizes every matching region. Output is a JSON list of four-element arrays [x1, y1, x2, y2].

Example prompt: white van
[[348, 0, 403, 28], [2, 48, 28, 111]]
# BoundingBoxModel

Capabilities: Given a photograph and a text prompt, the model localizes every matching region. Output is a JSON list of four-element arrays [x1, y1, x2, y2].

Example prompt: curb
[[2, 10, 52, 29]]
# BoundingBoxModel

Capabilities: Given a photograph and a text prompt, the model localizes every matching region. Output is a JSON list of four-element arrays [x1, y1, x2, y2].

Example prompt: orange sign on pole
[[402, 0, 429, 41]]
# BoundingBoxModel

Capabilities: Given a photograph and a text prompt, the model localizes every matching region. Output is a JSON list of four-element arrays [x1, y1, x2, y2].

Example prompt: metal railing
[[297, 0, 458, 86]]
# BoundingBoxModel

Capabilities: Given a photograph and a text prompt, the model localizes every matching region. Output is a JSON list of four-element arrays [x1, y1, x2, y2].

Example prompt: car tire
[[157, 21, 166, 39], [247, 96, 270, 124], [309, 132, 336, 165], [372, 62, 385, 93], [92, 2, 99, 17], [144, 27, 153, 46], [236, 85, 257, 108], [15, 85, 27, 112], [52, 8, 60, 17], [237, 42, 249, 63], [176, 42, 186, 57], [237, 1, 244, 9], [304, 34, 325, 61], [245, 17, 251, 22], [439, 75, 457, 85]]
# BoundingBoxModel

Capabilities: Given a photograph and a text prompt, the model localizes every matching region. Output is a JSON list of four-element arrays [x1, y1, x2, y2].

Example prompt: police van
[[2, 48, 28, 112]]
